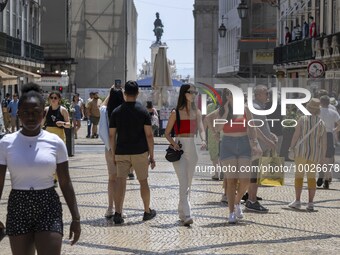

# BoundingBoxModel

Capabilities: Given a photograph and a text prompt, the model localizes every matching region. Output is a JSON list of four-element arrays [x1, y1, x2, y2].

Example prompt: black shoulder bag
[[165, 109, 184, 162]]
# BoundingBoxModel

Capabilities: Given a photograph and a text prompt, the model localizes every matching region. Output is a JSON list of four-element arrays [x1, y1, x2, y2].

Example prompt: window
[[6, 0, 10, 34], [12, 0, 17, 37]]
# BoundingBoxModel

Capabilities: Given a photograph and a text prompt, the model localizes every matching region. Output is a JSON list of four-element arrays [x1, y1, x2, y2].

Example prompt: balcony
[[0, 32, 44, 62], [274, 32, 340, 65], [274, 38, 313, 65], [24, 41, 44, 61]]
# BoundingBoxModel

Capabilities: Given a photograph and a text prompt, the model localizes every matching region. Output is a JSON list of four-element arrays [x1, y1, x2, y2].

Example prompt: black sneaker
[[241, 192, 262, 202], [242, 192, 248, 201], [245, 201, 269, 213], [317, 178, 324, 187], [86, 135, 91, 138], [113, 212, 124, 224], [128, 173, 135, 180], [323, 180, 329, 189], [143, 209, 156, 221]]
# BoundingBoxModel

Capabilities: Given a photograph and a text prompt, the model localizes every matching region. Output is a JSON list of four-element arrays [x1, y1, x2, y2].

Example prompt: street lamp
[[237, 0, 249, 19], [218, 15, 227, 38], [0, 0, 8, 12]]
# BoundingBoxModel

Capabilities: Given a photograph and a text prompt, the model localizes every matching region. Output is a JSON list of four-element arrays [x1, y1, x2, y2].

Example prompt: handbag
[[165, 141, 184, 162], [288, 119, 322, 161], [165, 109, 184, 162], [257, 151, 285, 187]]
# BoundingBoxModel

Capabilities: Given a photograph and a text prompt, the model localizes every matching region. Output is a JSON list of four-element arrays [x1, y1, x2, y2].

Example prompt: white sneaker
[[228, 212, 237, 224], [221, 194, 228, 203], [234, 204, 244, 219], [288, 200, 301, 210], [183, 217, 193, 226], [306, 202, 314, 212]]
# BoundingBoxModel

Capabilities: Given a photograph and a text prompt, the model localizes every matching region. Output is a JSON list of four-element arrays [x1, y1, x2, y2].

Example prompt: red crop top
[[174, 119, 197, 135], [223, 114, 247, 133]]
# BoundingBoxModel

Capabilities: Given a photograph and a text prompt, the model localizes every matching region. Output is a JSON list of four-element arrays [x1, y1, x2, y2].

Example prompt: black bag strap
[[175, 109, 180, 134], [170, 108, 180, 137]]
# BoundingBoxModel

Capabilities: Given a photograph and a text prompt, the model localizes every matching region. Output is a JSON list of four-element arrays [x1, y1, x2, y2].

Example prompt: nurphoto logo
[[200, 84, 312, 128]]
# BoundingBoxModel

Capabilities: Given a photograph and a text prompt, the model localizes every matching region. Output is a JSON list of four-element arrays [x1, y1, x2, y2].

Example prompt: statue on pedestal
[[153, 12, 164, 44]]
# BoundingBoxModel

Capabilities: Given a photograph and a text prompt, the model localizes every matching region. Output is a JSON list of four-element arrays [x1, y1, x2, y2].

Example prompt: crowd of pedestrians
[[0, 81, 340, 254]]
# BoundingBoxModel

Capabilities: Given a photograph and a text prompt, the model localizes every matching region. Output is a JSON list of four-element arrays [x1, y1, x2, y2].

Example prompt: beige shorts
[[105, 148, 117, 176], [115, 152, 149, 180]]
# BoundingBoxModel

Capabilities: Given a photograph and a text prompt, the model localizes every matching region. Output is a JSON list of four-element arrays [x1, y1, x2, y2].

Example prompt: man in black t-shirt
[[109, 80, 156, 224]]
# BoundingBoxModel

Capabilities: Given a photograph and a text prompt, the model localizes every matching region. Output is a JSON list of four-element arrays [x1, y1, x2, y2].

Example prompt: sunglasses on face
[[50, 96, 59, 100], [186, 90, 198, 95]]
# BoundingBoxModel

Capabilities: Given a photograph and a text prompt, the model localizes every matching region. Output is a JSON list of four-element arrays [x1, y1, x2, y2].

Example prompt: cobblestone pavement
[[1, 123, 340, 254]]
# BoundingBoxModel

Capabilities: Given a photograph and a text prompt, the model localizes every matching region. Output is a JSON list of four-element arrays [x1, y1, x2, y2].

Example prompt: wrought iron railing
[[0, 32, 44, 62], [274, 31, 340, 65], [274, 38, 313, 64], [24, 41, 44, 61]]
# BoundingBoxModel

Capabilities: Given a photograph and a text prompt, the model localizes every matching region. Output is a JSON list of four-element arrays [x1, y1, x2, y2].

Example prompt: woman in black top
[[43, 91, 70, 143]]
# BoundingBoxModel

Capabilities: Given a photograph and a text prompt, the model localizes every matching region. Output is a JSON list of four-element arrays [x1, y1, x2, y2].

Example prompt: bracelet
[[72, 218, 80, 222]]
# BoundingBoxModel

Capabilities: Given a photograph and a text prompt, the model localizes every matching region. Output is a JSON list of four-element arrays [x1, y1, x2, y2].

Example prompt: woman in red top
[[214, 89, 261, 224], [165, 84, 206, 226]]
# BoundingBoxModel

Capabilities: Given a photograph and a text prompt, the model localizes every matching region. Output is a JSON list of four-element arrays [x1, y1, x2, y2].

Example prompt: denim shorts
[[219, 135, 251, 161]]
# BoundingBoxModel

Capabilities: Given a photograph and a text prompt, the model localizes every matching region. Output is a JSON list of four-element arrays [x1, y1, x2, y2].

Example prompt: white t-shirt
[[320, 107, 340, 132], [0, 130, 68, 190]]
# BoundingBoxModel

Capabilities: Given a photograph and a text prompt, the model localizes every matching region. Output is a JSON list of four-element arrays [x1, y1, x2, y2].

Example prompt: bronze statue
[[153, 12, 164, 43]]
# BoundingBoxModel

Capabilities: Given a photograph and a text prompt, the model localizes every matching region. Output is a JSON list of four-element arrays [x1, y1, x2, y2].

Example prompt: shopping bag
[[257, 151, 285, 187]]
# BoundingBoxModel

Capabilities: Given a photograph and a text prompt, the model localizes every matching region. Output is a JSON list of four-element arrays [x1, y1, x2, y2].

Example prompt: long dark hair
[[107, 87, 125, 118], [176, 84, 197, 112], [218, 89, 233, 121]]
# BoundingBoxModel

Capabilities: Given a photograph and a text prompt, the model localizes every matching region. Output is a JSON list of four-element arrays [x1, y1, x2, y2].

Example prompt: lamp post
[[237, 0, 253, 80], [237, 0, 249, 19], [218, 15, 227, 38]]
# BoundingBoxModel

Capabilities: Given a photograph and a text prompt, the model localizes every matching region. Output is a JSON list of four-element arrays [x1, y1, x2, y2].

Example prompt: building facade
[[41, 0, 137, 96], [0, 0, 43, 96], [217, 0, 276, 85], [193, 0, 219, 85], [274, 0, 340, 95]]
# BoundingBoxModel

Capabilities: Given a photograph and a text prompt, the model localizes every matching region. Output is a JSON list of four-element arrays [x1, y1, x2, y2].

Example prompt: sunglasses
[[50, 96, 59, 100], [186, 90, 198, 95]]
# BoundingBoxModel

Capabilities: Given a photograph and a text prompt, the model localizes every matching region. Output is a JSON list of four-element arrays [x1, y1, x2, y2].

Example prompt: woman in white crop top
[[0, 83, 80, 255]]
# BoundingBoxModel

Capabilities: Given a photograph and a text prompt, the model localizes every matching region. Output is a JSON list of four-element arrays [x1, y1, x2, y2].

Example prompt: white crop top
[[0, 130, 68, 190]]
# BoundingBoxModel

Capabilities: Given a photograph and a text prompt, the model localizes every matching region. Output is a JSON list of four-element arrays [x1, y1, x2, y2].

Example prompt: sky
[[134, 0, 195, 77]]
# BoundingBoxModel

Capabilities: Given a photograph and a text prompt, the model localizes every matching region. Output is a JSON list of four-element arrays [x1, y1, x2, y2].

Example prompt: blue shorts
[[219, 135, 251, 161]]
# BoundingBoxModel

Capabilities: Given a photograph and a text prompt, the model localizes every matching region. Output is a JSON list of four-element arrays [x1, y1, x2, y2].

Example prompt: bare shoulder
[[60, 106, 68, 113]]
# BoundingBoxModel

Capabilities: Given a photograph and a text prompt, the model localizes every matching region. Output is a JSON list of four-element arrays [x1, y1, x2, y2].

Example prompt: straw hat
[[330, 97, 338, 107], [306, 98, 321, 109]]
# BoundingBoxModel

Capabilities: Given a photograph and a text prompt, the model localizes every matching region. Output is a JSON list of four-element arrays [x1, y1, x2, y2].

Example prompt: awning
[[0, 64, 41, 81], [0, 69, 17, 86]]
